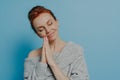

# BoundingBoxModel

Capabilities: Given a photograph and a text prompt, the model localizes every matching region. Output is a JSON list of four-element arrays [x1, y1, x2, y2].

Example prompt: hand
[[41, 37, 47, 63], [41, 37, 55, 66]]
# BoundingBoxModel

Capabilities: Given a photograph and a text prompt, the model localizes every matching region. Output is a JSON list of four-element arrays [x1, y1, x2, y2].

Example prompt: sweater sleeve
[[69, 47, 89, 80], [24, 57, 48, 80]]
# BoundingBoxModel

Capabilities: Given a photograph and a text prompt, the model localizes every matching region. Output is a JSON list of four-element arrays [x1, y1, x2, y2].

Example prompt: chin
[[48, 34, 57, 42], [48, 37, 56, 42]]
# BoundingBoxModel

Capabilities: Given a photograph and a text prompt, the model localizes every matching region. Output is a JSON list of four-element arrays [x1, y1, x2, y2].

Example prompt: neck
[[48, 36, 65, 52], [49, 36, 61, 47]]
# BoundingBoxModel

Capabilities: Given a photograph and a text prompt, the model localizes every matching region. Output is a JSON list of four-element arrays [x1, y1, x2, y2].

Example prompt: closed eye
[[48, 22, 52, 26], [39, 30, 42, 32], [47, 20, 53, 26], [38, 29, 43, 32], [37, 26, 44, 32]]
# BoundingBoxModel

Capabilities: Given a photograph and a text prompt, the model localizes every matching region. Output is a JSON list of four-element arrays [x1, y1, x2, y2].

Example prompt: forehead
[[33, 13, 53, 27]]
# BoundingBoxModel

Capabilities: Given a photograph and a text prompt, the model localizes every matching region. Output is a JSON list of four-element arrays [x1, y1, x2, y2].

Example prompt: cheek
[[52, 24, 58, 30], [37, 31, 46, 38]]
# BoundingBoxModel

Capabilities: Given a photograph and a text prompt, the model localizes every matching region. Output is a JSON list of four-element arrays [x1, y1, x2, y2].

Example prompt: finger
[[45, 37, 50, 49], [43, 37, 46, 46], [41, 37, 47, 63], [43, 37, 47, 55], [42, 38, 45, 54], [41, 47, 45, 61]]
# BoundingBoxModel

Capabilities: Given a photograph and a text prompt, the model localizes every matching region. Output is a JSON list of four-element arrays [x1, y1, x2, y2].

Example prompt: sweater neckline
[[25, 41, 72, 60], [53, 41, 72, 56]]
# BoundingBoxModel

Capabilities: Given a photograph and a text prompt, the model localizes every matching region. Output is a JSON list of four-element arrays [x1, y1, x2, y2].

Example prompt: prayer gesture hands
[[41, 37, 55, 66]]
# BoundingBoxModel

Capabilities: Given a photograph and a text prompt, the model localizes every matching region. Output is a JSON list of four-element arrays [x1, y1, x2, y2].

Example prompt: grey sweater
[[24, 41, 89, 80]]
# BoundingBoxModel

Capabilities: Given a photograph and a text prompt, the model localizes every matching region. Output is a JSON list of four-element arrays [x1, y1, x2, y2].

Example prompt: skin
[[33, 13, 66, 52], [29, 13, 69, 80]]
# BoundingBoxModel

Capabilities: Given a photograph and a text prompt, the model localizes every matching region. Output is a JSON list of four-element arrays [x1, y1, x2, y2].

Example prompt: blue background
[[0, 0, 120, 80]]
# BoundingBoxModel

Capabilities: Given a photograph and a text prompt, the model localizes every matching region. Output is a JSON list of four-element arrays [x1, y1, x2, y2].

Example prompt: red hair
[[28, 6, 56, 33]]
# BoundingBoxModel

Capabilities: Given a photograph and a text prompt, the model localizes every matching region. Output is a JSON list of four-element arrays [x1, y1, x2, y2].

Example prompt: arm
[[42, 37, 89, 80], [24, 51, 48, 80], [42, 37, 69, 80], [49, 61, 69, 80], [69, 49, 89, 80], [48, 49, 89, 80]]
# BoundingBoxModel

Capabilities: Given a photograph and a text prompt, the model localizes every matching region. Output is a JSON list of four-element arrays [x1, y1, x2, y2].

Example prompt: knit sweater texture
[[24, 41, 89, 80]]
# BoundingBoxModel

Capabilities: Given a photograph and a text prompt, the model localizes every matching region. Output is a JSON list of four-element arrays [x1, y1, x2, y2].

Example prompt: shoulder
[[69, 41, 84, 51], [27, 48, 42, 58], [68, 41, 84, 55]]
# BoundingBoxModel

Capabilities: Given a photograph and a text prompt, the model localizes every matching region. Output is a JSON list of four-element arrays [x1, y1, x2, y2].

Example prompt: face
[[32, 13, 59, 42]]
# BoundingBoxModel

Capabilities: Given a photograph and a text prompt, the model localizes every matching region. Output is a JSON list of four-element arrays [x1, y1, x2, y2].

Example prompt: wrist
[[41, 58, 47, 64], [48, 60, 57, 68]]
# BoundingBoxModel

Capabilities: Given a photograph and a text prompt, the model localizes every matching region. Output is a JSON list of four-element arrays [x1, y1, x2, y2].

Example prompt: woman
[[24, 5, 89, 80]]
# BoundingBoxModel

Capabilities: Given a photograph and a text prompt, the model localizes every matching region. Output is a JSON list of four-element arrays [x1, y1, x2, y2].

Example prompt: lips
[[47, 32, 55, 38]]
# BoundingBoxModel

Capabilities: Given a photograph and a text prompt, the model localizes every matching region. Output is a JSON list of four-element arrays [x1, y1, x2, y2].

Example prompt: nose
[[45, 26, 50, 34]]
